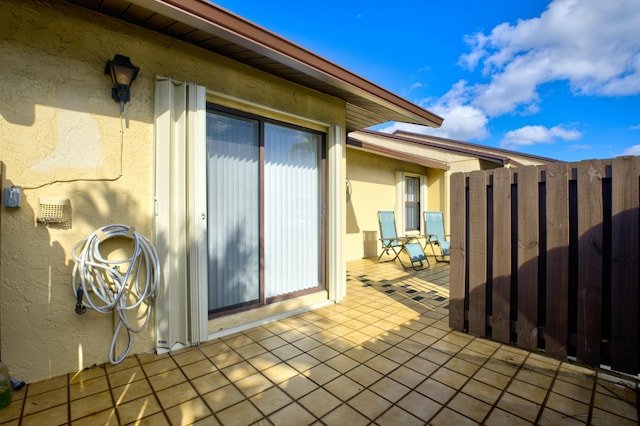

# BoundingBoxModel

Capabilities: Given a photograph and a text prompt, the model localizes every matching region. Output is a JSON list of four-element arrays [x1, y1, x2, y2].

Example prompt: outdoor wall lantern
[[104, 54, 139, 112]]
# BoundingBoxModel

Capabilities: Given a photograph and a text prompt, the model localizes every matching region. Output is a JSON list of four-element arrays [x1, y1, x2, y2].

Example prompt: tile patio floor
[[1, 258, 638, 425]]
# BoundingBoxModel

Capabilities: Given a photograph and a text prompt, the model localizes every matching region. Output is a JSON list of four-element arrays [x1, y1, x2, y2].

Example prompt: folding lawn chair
[[423, 211, 450, 262], [376, 211, 429, 270]]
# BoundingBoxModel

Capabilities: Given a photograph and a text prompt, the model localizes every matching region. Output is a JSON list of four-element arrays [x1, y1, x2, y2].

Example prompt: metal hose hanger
[[71, 224, 160, 364]]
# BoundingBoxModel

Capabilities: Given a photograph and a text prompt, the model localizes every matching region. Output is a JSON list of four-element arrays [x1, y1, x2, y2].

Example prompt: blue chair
[[376, 211, 429, 270], [423, 211, 450, 262]]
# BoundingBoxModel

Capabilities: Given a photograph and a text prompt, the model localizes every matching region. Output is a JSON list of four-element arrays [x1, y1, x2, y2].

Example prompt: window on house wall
[[206, 105, 325, 315], [405, 175, 420, 232]]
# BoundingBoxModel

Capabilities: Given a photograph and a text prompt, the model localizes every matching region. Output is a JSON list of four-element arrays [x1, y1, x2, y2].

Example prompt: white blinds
[[264, 123, 322, 297], [206, 112, 260, 310]]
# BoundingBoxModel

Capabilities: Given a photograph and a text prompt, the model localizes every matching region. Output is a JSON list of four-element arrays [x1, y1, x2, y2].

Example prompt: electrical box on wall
[[3, 186, 21, 208]]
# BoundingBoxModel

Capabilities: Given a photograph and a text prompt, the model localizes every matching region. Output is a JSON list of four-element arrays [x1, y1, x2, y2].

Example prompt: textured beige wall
[[0, 0, 345, 382], [345, 149, 445, 261]]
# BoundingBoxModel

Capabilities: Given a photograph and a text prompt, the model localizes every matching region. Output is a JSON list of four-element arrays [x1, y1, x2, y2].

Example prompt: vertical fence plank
[[492, 168, 512, 344], [449, 172, 466, 331], [517, 166, 540, 350], [545, 162, 570, 358], [610, 156, 640, 374], [576, 160, 604, 366], [468, 171, 488, 336]]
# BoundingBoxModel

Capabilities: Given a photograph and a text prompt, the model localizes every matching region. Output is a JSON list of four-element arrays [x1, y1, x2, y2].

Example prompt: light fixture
[[104, 54, 139, 112]]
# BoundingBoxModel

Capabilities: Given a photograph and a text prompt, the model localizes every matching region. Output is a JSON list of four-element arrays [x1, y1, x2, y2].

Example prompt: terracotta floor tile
[[298, 387, 341, 417], [246, 352, 282, 372], [507, 379, 548, 405], [270, 343, 304, 361], [307, 345, 340, 362], [249, 386, 292, 416], [303, 363, 340, 386], [116, 394, 162, 424], [483, 407, 532, 426], [141, 356, 178, 377], [396, 391, 442, 422], [23, 388, 68, 416], [375, 405, 424, 426], [6, 261, 640, 425], [545, 392, 590, 419], [234, 372, 273, 398], [277, 375, 318, 399], [69, 374, 109, 400], [156, 381, 197, 409], [473, 366, 512, 389], [262, 362, 300, 384], [111, 378, 153, 405], [222, 333, 254, 349], [551, 377, 593, 404], [461, 378, 502, 405], [287, 353, 321, 373], [188, 369, 229, 396], [217, 400, 263, 426], [220, 360, 258, 382], [496, 391, 541, 422], [165, 397, 212, 425], [20, 403, 68, 426], [370, 377, 410, 403], [344, 346, 376, 363], [209, 350, 244, 369], [348, 388, 392, 420], [345, 364, 383, 388], [431, 367, 469, 390], [268, 401, 315, 425], [324, 375, 364, 401], [448, 392, 492, 423], [388, 365, 426, 389], [444, 357, 481, 377], [148, 368, 187, 392], [591, 407, 639, 425], [415, 377, 456, 404], [69, 365, 106, 385], [593, 390, 637, 420], [171, 347, 206, 366], [538, 407, 587, 425], [233, 342, 268, 359], [430, 407, 479, 426], [25, 375, 67, 396], [404, 355, 439, 377], [71, 408, 119, 426], [70, 391, 113, 421], [202, 384, 245, 413]]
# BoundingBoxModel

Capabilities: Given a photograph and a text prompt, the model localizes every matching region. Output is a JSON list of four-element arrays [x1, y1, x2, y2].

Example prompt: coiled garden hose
[[71, 224, 160, 364]]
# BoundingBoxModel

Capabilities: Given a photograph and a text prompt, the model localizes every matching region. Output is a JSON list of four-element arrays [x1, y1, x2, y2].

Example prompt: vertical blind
[[206, 111, 260, 310], [264, 123, 322, 297]]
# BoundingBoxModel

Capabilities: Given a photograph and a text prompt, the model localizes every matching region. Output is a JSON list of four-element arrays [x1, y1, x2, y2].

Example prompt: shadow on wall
[[0, 161, 163, 381]]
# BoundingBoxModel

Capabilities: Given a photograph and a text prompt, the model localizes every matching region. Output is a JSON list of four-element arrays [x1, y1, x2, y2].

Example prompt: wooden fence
[[449, 156, 639, 376]]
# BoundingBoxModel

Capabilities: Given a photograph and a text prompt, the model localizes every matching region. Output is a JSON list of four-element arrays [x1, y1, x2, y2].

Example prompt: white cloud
[[623, 144, 640, 155], [409, 82, 423, 91], [460, 0, 640, 116], [500, 125, 582, 149]]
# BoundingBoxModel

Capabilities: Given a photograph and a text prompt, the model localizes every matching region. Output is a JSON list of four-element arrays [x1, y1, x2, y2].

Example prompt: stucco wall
[[345, 148, 446, 261], [0, 0, 345, 383]]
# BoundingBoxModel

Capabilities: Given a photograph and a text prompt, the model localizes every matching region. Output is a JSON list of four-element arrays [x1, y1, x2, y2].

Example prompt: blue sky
[[213, 0, 640, 161]]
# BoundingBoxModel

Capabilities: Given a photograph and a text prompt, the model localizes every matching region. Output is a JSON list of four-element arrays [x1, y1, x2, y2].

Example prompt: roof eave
[[129, 0, 443, 128]]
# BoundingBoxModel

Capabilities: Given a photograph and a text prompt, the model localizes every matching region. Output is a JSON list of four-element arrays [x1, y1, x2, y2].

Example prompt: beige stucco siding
[[0, 0, 345, 383], [345, 148, 446, 261]]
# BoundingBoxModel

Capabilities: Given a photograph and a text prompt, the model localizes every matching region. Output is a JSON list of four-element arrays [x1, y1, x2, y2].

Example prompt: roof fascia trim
[[130, 0, 443, 127], [347, 137, 450, 171]]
